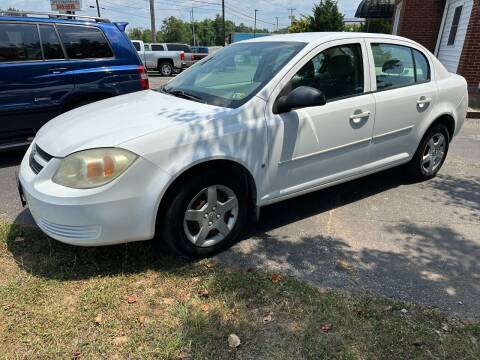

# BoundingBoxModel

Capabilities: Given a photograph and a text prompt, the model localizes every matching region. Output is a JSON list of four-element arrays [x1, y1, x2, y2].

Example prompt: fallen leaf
[[263, 312, 274, 323], [270, 274, 282, 283], [94, 314, 103, 325], [200, 303, 210, 312], [198, 289, 209, 298], [127, 296, 137, 304], [14, 236, 24, 242], [321, 323, 333, 333], [336, 260, 353, 271], [228, 334, 241, 348], [113, 336, 128, 345], [73, 350, 81, 359], [206, 260, 217, 268]]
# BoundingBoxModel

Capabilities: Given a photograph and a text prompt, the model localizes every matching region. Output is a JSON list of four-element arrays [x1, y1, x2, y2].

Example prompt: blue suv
[[0, 12, 148, 150]]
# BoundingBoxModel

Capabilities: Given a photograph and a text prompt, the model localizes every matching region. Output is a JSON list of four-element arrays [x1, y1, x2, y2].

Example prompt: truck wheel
[[158, 62, 173, 76]]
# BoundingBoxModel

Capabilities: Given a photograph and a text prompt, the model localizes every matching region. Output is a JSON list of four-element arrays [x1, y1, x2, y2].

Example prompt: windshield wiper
[[163, 88, 205, 103]]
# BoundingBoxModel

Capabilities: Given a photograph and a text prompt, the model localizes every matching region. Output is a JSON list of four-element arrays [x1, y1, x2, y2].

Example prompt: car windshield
[[160, 41, 306, 108]]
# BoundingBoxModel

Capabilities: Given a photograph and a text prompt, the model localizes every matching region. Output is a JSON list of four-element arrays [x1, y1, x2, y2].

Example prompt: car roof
[[241, 32, 418, 47], [0, 15, 113, 27]]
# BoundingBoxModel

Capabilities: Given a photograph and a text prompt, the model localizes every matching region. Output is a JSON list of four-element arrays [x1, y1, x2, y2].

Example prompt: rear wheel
[[408, 124, 449, 181], [157, 169, 248, 259], [158, 61, 173, 76]]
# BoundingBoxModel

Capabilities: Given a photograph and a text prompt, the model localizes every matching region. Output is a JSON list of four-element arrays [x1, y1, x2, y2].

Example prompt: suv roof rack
[[0, 10, 111, 23]]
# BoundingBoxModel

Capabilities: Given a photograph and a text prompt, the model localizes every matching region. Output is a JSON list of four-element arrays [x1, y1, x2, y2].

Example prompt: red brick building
[[392, 0, 479, 93]]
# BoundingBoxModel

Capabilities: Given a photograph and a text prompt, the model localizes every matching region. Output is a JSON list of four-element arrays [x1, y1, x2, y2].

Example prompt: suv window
[[57, 25, 113, 59], [372, 44, 430, 90], [39, 25, 65, 60], [151, 44, 165, 51], [290, 43, 364, 101], [167, 44, 191, 53], [0, 23, 42, 62]]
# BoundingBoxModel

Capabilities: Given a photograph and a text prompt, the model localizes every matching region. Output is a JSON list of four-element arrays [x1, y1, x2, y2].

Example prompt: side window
[[57, 25, 113, 59], [413, 49, 430, 82], [39, 25, 65, 60], [151, 44, 165, 51], [132, 41, 140, 51], [291, 43, 364, 101], [0, 23, 42, 62], [372, 43, 415, 90]]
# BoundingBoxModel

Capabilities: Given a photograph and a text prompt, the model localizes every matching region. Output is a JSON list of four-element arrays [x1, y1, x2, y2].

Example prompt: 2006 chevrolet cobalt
[[19, 33, 468, 258]]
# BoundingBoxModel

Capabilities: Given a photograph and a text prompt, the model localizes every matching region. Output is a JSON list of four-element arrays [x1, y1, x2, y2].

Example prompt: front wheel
[[157, 170, 248, 259], [408, 124, 449, 181]]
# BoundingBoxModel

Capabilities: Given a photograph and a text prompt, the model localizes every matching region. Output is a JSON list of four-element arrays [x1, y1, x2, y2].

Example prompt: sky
[[1, 0, 363, 31]]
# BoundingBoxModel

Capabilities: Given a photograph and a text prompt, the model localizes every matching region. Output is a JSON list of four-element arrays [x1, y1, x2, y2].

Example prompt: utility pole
[[191, 7, 196, 47], [288, 8, 296, 26], [95, 0, 101, 17], [275, 17, 279, 32], [222, 0, 226, 46], [254, 9, 258, 38], [149, 0, 156, 43]]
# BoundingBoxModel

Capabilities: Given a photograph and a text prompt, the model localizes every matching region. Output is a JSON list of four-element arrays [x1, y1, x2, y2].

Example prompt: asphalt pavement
[[1, 77, 479, 318]]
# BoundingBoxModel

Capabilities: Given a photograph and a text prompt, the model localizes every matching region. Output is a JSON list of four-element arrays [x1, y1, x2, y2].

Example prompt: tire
[[158, 61, 173, 77], [157, 169, 248, 259], [408, 123, 450, 181]]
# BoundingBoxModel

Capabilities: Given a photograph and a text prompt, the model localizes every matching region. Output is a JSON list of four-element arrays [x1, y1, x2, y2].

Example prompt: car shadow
[[0, 149, 26, 169]]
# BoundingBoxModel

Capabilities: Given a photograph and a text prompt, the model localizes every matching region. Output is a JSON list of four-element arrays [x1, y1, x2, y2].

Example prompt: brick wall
[[457, 0, 480, 92], [394, 0, 446, 52]]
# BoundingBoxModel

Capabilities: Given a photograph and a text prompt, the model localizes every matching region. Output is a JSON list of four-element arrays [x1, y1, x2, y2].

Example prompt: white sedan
[[18, 33, 468, 258]]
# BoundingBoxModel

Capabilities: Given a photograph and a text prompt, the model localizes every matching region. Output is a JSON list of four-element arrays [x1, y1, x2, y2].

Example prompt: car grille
[[37, 218, 101, 240], [29, 144, 53, 175]]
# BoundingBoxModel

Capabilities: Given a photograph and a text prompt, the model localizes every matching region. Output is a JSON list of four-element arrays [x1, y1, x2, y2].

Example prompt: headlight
[[53, 148, 138, 189]]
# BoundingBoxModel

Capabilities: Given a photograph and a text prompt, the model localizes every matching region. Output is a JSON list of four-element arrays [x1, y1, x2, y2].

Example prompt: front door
[[0, 22, 74, 144], [263, 39, 375, 202]]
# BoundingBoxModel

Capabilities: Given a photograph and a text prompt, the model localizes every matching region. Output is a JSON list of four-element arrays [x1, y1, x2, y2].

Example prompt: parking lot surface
[[0, 78, 478, 318]]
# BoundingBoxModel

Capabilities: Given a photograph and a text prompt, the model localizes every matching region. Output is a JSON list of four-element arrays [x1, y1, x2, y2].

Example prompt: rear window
[[167, 44, 191, 53], [57, 25, 113, 59], [0, 23, 42, 62], [39, 25, 65, 60]]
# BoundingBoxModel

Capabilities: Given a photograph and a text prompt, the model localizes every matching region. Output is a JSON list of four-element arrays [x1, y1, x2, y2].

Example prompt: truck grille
[[29, 144, 53, 174]]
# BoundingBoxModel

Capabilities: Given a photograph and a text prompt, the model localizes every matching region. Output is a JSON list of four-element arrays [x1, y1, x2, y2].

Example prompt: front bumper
[[19, 144, 172, 246]]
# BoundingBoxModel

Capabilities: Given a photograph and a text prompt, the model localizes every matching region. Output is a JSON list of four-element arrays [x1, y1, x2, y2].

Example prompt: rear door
[[0, 22, 74, 145], [366, 39, 437, 165]]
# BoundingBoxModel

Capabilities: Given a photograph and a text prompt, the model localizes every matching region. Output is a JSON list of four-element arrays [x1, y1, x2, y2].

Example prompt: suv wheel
[[159, 62, 173, 76], [408, 123, 449, 181], [158, 169, 247, 259]]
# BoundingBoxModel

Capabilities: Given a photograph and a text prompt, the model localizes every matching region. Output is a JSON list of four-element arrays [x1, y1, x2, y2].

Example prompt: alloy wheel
[[183, 185, 239, 248], [421, 132, 446, 175]]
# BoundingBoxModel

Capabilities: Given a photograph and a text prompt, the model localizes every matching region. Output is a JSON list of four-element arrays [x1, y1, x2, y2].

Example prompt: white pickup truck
[[131, 40, 186, 76]]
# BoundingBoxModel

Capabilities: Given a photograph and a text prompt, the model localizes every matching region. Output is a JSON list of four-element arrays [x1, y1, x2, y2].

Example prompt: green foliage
[[362, 19, 392, 34], [289, 0, 344, 33], [128, 16, 268, 46]]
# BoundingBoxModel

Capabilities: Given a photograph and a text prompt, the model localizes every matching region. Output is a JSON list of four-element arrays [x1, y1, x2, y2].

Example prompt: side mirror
[[276, 86, 327, 114]]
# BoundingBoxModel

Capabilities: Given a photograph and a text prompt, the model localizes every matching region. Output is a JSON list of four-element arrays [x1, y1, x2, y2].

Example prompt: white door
[[263, 39, 376, 202], [436, 0, 474, 73], [366, 40, 438, 165]]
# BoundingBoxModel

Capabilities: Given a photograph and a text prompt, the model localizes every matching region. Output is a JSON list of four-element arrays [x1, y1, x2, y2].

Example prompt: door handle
[[49, 67, 68, 74], [417, 96, 432, 109], [349, 111, 371, 124]]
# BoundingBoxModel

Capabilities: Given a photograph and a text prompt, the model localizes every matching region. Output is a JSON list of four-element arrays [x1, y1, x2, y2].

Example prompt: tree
[[161, 17, 191, 43], [289, 18, 311, 33], [307, 0, 344, 32], [362, 19, 392, 34]]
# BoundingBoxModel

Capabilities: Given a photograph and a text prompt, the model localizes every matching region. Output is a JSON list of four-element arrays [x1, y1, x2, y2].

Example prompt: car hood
[[35, 90, 225, 158]]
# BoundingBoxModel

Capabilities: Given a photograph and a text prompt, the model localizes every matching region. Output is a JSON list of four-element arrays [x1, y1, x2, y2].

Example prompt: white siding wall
[[436, 0, 473, 73]]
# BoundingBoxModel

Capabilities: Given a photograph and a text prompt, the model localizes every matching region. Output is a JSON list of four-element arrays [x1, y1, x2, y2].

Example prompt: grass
[[0, 223, 479, 359]]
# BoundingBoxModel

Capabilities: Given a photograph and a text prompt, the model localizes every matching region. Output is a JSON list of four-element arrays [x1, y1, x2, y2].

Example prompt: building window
[[448, 6, 463, 46]]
